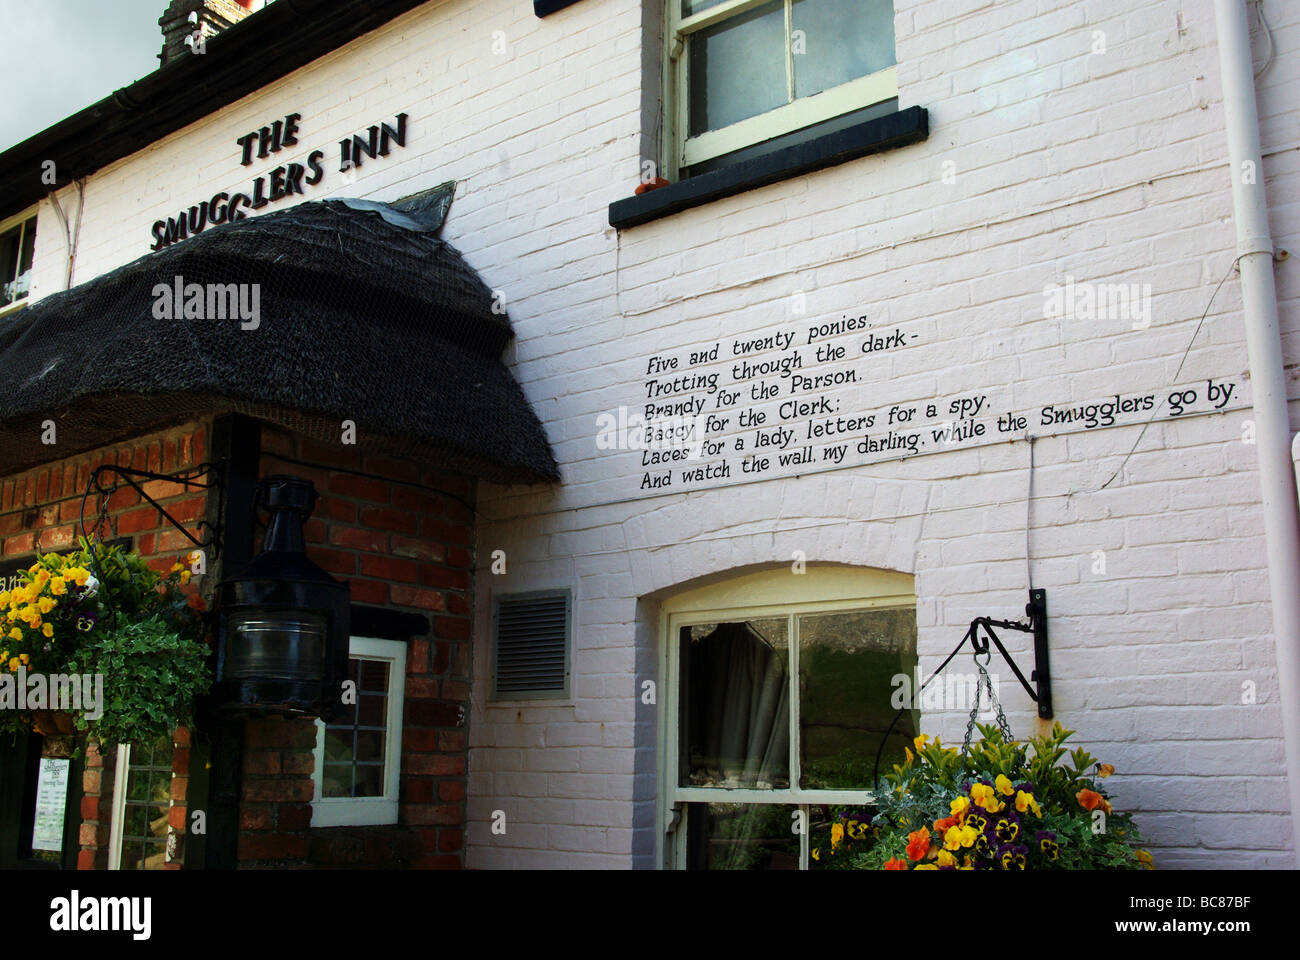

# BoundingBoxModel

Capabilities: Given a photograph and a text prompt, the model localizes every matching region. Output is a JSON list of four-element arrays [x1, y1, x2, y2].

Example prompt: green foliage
[[67, 615, 212, 747]]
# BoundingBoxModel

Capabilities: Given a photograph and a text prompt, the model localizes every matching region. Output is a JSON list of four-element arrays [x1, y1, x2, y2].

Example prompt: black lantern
[[214, 475, 349, 718]]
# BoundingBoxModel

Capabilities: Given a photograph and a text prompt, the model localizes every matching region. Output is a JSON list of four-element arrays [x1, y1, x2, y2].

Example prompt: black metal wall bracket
[[968, 589, 1052, 719], [80, 460, 226, 560]]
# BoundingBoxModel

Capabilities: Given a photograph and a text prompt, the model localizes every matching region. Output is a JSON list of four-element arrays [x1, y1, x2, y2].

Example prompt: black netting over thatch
[[0, 199, 558, 484]]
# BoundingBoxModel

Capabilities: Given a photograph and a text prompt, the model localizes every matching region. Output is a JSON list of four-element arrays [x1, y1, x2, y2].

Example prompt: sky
[[1, 0, 180, 151]]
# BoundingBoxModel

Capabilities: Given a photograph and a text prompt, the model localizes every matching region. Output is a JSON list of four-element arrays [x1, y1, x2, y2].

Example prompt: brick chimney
[[158, 0, 261, 67]]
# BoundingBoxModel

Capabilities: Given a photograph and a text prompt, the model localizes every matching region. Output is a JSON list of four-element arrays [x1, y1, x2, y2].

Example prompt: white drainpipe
[[1214, 0, 1300, 866]]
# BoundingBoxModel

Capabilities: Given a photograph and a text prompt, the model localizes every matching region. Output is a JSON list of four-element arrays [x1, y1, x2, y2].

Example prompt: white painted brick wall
[[18, 0, 1300, 868]]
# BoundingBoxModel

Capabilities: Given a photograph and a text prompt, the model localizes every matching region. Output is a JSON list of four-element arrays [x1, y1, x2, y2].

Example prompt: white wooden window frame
[[108, 742, 174, 871], [0, 206, 38, 320], [310, 635, 407, 828], [656, 564, 916, 869], [664, 0, 899, 176]]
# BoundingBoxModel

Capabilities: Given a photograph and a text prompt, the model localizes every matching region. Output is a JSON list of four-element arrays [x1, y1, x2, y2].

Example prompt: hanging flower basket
[[1, 537, 212, 745], [839, 723, 1154, 870]]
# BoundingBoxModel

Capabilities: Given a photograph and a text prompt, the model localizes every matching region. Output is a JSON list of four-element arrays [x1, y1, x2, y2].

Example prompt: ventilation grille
[[492, 592, 571, 698]]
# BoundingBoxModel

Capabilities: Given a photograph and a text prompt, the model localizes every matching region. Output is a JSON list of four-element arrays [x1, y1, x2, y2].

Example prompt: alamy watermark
[[1043, 275, 1151, 329], [595, 406, 707, 461], [0, 667, 103, 721], [890, 668, 1002, 713], [152, 274, 260, 329]]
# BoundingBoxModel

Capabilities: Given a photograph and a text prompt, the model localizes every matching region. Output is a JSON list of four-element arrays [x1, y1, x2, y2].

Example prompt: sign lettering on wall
[[148, 111, 410, 250], [606, 315, 1250, 496]]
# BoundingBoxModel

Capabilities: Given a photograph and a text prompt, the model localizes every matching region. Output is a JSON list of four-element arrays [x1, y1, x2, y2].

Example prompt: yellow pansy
[[37, 596, 55, 614], [936, 850, 957, 867], [914, 863, 938, 870], [831, 823, 844, 850], [41, 623, 53, 638], [950, 796, 971, 816], [995, 774, 1015, 796], [944, 824, 979, 850], [0, 591, 9, 606], [7, 657, 18, 673], [18, 653, 28, 665], [50, 577, 67, 596], [970, 783, 1005, 812], [7, 628, 20, 641], [180, 570, 192, 584], [1015, 790, 1042, 817], [65, 567, 89, 586]]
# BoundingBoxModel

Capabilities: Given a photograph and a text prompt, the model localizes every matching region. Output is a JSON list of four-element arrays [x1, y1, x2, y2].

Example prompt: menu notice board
[[31, 757, 71, 852]]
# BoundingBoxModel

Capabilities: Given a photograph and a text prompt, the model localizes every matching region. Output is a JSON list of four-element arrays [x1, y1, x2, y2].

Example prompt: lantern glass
[[224, 609, 328, 682]]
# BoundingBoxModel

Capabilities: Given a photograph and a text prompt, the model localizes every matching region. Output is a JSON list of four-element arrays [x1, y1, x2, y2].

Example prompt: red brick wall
[[1, 418, 476, 870], [244, 426, 475, 868], [0, 420, 211, 870]]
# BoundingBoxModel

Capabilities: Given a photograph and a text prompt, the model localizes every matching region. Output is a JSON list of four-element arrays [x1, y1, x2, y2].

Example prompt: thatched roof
[[0, 197, 558, 484]]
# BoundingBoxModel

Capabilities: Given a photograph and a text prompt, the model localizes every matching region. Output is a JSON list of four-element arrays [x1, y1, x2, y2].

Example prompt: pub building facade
[[0, 0, 1296, 870]]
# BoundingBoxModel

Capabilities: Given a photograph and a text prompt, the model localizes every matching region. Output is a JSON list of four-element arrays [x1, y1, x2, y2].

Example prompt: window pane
[[685, 803, 801, 870], [798, 607, 917, 789], [0, 224, 20, 307], [792, 0, 896, 98], [682, 0, 730, 15], [359, 660, 388, 693], [15, 218, 35, 302], [688, 1, 787, 137], [320, 655, 389, 798], [680, 618, 790, 788], [119, 736, 173, 871]]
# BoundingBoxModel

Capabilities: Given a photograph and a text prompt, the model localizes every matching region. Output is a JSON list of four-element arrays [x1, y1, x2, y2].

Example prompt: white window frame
[[664, 0, 899, 176], [0, 206, 38, 320], [310, 635, 407, 828], [108, 740, 175, 871], [657, 564, 916, 869]]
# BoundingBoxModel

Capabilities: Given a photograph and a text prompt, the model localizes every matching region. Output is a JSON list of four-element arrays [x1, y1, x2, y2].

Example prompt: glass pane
[[688, 1, 787, 137], [143, 841, 167, 870], [122, 841, 145, 871], [792, 0, 896, 99], [798, 607, 917, 789], [124, 804, 149, 835], [355, 730, 385, 763], [357, 693, 386, 727], [324, 728, 353, 763], [680, 618, 790, 788], [0, 224, 18, 306], [686, 803, 801, 870], [354, 764, 382, 798], [322, 764, 351, 798], [16, 218, 35, 300], [682, 0, 730, 15], [359, 659, 388, 693]]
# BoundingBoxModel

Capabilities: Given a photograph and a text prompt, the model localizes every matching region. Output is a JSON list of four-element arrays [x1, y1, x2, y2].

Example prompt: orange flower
[[1077, 788, 1109, 812], [883, 857, 908, 870], [933, 815, 959, 835], [905, 826, 932, 862], [186, 593, 207, 613]]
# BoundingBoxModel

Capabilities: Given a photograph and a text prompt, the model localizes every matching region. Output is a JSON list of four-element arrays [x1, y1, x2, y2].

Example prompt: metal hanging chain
[[962, 645, 1014, 754]]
